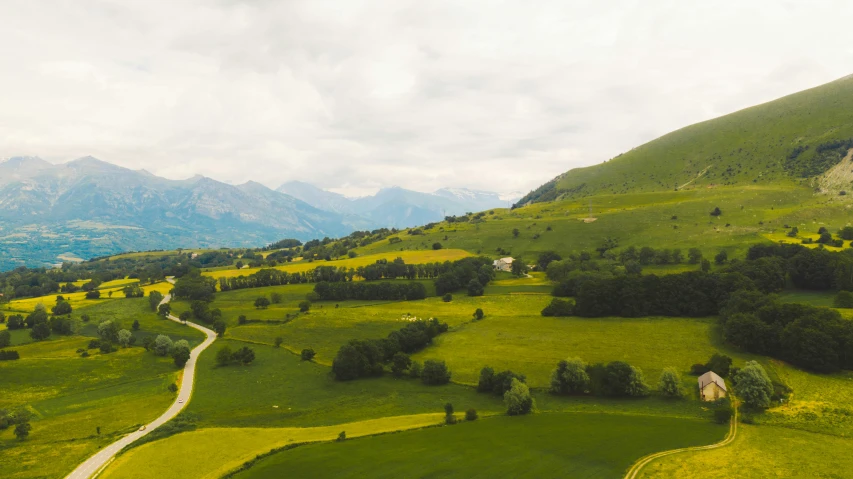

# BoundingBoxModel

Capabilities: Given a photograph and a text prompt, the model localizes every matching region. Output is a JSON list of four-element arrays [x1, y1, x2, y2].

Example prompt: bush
[[706, 353, 733, 377], [549, 358, 589, 395], [658, 367, 682, 398], [478, 367, 527, 396], [85, 290, 101, 299], [168, 383, 178, 393], [391, 352, 411, 377], [690, 363, 710, 376], [421, 360, 451, 385], [298, 300, 311, 312], [254, 297, 270, 309], [298, 348, 315, 362], [465, 409, 478, 421], [504, 378, 534, 415], [432, 242, 443, 250], [467, 279, 484, 297], [735, 361, 773, 409], [714, 406, 733, 424], [409, 361, 422, 378], [442, 293, 452, 302], [337, 431, 346, 442], [834, 291, 853, 308], [0, 350, 20, 361], [541, 298, 574, 317], [473, 308, 484, 320]]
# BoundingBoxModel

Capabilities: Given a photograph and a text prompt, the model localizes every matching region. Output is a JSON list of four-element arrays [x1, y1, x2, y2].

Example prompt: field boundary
[[623, 398, 738, 479]]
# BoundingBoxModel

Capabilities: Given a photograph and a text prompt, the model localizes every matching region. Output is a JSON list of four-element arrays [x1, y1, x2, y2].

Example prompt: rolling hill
[[515, 74, 853, 206]]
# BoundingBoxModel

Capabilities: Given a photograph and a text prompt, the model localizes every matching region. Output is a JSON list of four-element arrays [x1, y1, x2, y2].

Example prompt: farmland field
[[233, 413, 726, 479], [203, 249, 472, 281]]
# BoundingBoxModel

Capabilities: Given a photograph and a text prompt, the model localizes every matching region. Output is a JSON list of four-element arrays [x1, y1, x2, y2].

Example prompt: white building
[[493, 257, 514, 272]]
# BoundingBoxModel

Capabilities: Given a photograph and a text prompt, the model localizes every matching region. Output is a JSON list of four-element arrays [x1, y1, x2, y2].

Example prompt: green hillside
[[517, 74, 853, 204]]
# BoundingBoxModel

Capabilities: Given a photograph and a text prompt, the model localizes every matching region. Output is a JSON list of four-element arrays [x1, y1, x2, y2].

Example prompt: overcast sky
[[1, 1, 852, 197]]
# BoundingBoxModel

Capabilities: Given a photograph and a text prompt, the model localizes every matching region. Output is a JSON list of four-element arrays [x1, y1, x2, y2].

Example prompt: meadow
[[639, 424, 853, 479], [0, 337, 182, 479], [101, 414, 447, 479], [0, 296, 200, 479], [233, 413, 726, 479], [203, 249, 472, 281]]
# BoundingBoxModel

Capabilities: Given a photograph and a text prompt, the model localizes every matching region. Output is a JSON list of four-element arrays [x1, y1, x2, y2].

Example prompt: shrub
[[465, 409, 478, 421], [298, 301, 311, 312], [337, 431, 346, 442], [710, 207, 722, 217], [735, 361, 773, 409], [467, 279, 484, 297], [473, 308, 484, 320], [714, 406, 733, 424], [85, 290, 101, 299], [254, 297, 270, 309], [409, 361, 422, 378], [706, 353, 733, 377], [168, 383, 178, 393], [834, 291, 853, 308], [549, 357, 590, 395], [504, 378, 534, 415], [477, 368, 527, 396], [442, 293, 452, 302], [658, 367, 682, 398], [541, 298, 574, 317], [432, 242, 443, 250], [690, 363, 710, 376], [0, 350, 20, 361], [422, 360, 451, 385]]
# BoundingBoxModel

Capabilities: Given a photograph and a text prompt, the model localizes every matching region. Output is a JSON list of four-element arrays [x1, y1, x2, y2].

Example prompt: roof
[[698, 371, 727, 392], [500, 257, 514, 263]]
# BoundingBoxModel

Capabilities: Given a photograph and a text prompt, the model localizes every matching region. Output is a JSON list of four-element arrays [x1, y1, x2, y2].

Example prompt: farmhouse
[[493, 257, 514, 272], [697, 371, 727, 401]]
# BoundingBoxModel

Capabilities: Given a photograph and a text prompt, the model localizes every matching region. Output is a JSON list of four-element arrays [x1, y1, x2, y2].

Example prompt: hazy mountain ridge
[[277, 183, 507, 229]]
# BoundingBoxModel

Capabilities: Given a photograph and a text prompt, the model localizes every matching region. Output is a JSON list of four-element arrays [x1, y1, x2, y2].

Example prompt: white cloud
[[0, 0, 851, 196]]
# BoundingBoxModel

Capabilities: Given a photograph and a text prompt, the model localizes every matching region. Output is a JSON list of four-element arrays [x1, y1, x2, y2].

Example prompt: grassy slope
[[0, 298, 201, 479], [234, 413, 726, 479], [548, 74, 853, 198]]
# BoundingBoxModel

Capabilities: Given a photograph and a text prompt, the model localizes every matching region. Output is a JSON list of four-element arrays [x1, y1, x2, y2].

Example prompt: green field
[[204, 249, 472, 280], [183, 338, 503, 429], [0, 297, 199, 479], [0, 338, 182, 478], [101, 414, 446, 479], [640, 424, 853, 479], [234, 413, 726, 479]]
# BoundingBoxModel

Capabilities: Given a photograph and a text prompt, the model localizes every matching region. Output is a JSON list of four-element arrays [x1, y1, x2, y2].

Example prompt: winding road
[[623, 400, 738, 479], [66, 279, 217, 479]]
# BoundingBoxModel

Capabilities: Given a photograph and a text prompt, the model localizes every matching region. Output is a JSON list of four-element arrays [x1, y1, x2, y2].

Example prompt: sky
[[1, 1, 852, 198]]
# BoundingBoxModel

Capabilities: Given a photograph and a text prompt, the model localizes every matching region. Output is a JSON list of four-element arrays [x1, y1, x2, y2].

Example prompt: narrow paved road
[[66, 279, 217, 479], [623, 400, 738, 479]]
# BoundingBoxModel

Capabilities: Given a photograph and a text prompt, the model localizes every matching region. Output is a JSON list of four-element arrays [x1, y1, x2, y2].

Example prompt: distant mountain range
[[0, 157, 509, 270], [277, 182, 511, 230]]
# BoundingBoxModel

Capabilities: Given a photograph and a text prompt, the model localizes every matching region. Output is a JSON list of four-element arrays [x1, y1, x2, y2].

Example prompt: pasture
[[233, 413, 726, 479], [203, 249, 472, 281], [0, 336, 183, 479], [182, 339, 503, 429], [101, 414, 446, 479], [640, 424, 853, 479]]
